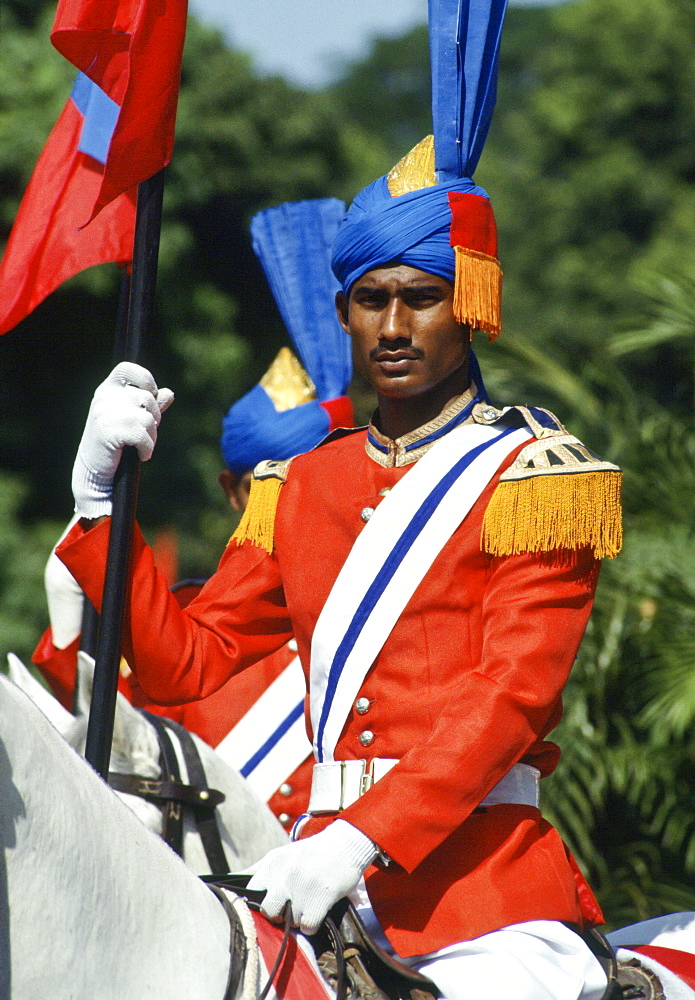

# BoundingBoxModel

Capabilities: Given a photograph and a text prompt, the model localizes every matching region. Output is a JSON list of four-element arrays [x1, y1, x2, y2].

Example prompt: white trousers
[[352, 885, 607, 1000]]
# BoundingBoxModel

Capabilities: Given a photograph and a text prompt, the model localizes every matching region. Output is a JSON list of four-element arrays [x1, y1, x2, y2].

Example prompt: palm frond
[[608, 273, 695, 357]]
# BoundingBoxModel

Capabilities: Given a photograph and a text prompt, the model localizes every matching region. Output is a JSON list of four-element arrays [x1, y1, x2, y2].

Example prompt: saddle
[[316, 898, 440, 1000], [204, 876, 667, 1000], [318, 915, 666, 1000], [572, 925, 666, 1000], [202, 874, 440, 1000]]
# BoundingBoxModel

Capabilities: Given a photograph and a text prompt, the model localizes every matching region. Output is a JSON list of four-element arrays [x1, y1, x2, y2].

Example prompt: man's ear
[[218, 469, 244, 512], [335, 290, 350, 335]]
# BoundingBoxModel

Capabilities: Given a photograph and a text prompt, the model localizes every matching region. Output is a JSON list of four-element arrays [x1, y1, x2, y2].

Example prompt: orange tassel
[[453, 245, 503, 341], [230, 476, 283, 554], [481, 470, 623, 559]]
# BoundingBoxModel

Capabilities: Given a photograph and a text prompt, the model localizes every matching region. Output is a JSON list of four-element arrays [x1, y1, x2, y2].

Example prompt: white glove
[[72, 362, 174, 518], [247, 819, 377, 935]]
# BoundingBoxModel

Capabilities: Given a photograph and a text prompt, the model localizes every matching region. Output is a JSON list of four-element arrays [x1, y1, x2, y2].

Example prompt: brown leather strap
[[335, 901, 441, 998], [108, 772, 225, 808], [148, 713, 231, 875]]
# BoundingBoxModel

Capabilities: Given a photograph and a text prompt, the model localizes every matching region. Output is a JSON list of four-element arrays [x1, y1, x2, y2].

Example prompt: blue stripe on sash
[[239, 699, 305, 778], [316, 424, 516, 761]]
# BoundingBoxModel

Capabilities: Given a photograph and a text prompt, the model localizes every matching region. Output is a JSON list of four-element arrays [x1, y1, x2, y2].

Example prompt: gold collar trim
[[366, 382, 479, 468]]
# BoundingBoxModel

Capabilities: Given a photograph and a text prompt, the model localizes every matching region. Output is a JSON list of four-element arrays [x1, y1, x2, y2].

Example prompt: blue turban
[[221, 384, 342, 477], [331, 174, 490, 296], [221, 199, 353, 476], [330, 0, 508, 338]]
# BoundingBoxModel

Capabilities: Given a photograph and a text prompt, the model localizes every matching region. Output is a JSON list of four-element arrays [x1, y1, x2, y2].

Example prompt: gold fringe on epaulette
[[481, 470, 623, 559], [230, 476, 283, 554], [453, 246, 503, 341]]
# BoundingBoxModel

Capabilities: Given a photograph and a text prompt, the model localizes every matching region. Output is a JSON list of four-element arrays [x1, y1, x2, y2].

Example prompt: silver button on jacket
[[359, 730, 375, 747], [355, 697, 370, 715], [360, 506, 374, 522]]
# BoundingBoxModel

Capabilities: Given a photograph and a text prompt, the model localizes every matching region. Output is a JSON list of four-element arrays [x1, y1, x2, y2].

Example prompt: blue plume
[[250, 199, 351, 402], [429, 0, 509, 183]]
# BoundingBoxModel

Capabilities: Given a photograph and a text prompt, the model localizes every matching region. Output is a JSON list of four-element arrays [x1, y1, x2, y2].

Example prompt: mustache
[[370, 341, 424, 361]]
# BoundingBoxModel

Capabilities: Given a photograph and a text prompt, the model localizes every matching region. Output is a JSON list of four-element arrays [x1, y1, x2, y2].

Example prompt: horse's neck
[[67, 692, 287, 873], [0, 677, 232, 1000], [184, 730, 288, 867]]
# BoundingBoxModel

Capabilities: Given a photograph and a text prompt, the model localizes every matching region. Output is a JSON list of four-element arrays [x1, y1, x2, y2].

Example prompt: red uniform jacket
[[59, 394, 616, 957]]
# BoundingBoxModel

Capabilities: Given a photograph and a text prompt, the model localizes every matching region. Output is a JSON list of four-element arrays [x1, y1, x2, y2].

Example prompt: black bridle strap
[[143, 712, 231, 875], [141, 712, 185, 855], [108, 772, 225, 808]]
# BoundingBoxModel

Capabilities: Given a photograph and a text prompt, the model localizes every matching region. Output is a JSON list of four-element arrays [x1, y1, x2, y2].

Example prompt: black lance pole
[[84, 169, 166, 778], [76, 269, 130, 714]]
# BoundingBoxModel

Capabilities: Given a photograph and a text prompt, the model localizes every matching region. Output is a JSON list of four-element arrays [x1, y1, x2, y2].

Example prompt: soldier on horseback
[[57, 1, 624, 996]]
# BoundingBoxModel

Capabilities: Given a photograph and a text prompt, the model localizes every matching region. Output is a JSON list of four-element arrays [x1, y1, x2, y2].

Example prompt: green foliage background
[[1, 0, 694, 927]]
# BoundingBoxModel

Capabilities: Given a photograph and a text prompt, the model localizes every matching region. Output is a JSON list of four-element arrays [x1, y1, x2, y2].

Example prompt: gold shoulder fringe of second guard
[[481, 435, 623, 560], [229, 459, 291, 554]]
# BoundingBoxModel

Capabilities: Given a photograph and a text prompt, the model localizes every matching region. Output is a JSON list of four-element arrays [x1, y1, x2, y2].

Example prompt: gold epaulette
[[230, 459, 292, 554], [481, 432, 622, 559]]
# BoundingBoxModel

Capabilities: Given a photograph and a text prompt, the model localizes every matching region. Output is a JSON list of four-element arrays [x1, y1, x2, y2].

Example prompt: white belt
[[308, 759, 540, 815]]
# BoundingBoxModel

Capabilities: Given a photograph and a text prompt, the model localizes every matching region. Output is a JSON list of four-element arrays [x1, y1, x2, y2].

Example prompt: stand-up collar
[[365, 381, 500, 467]]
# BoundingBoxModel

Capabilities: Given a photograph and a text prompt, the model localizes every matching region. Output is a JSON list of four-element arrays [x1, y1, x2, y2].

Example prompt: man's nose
[[379, 298, 409, 341]]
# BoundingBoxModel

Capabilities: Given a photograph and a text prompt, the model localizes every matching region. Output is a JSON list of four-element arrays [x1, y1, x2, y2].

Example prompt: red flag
[[51, 0, 188, 221], [0, 81, 135, 337]]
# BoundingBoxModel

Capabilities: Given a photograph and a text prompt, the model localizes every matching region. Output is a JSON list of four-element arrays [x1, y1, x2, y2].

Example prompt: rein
[[203, 876, 347, 1000], [108, 711, 230, 875], [202, 875, 438, 1000]]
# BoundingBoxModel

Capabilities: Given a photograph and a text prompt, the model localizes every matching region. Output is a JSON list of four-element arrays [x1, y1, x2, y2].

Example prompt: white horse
[[0, 670, 342, 1000], [6, 652, 287, 873], [0, 670, 247, 998], [2, 667, 695, 1000]]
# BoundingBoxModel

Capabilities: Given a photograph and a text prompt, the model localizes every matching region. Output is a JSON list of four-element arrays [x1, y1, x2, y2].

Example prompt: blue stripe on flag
[[316, 425, 516, 760], [239, 699, 305, 778], [70, 72, 119, 166]]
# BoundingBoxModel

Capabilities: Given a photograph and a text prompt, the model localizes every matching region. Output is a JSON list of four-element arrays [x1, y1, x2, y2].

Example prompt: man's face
[[336, 264, 470, 400]]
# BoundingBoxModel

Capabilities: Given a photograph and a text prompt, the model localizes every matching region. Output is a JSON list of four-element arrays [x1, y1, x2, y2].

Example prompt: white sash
[[310, 421, 532, 763], [215, 655, 312, 802]]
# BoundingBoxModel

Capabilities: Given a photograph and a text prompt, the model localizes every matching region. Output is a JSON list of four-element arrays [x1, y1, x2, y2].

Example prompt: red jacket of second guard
[[58, 399, 609, 957], [32, 605, 312, 832]]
